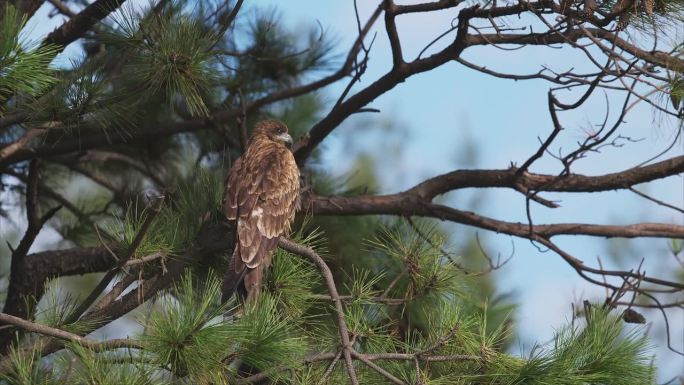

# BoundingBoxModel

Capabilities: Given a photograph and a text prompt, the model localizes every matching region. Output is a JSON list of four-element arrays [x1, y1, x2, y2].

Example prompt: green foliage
[[108, 168, 222, 257], [63, 345, 156, 385], [33, 285, 101, 335], [104, 4, 219, 116], [544, 307, 654, 385], [28, 60, 140, 133], [0, 345, 57, 385], [0, 224, 657, 385], [474, 306, 655, 385], [227, 9, 335, 97], [368, 223, 463, 301], [141, 271, 229, 379], [142, 269, 307, 382], [266, 221, 326, 319], [0, 5, 58, 108], [268, 248, 320, 317], [230, 293, 307, 372], [669, 75, 683, 112]]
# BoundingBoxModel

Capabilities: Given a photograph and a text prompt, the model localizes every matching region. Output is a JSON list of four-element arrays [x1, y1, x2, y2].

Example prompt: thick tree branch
[[6, 221, 231, 367], [43, 0, 127, 49], [12, 155, 680, 313], [1, 161, 62, 350], [303, 151, 684, 295], [47, 0, 77, 18], [309, 195, 684, 240], [20, 246, 115, 277], [408, 155, 684, 200], [0, 129, 42, 163]]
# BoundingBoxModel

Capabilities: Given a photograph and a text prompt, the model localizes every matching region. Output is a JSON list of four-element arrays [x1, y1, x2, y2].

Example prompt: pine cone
[[560, 0, 571, 14], [612, 0, 636, 13], [582, 0, 597, 17], [642, 0, 654, 17], [622, 309, 646, 324], [653, 0, 666, 13], [616, 12, 631, 31]]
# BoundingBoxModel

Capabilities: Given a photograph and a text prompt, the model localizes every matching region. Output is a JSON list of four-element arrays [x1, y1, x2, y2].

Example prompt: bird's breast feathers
[[223, 138, 300, 269]]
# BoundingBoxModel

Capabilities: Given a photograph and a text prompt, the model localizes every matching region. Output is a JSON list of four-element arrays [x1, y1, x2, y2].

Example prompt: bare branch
[[0, 312, 142, 351], [465, 28, 684, 73], [1, 161, 62, 350], [383, 0, 405, 68], [515, 92, 565, 176], [44, 0, 128, 50], [311, 195, 684, 240], [395, 0, 463, 14]]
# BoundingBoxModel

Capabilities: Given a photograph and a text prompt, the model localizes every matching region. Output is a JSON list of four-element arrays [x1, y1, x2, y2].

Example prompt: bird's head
[[252, 119, 293, 146]]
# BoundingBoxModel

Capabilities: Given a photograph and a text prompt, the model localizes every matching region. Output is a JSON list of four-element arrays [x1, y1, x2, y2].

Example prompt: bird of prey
[[222, 119, 300, 302]]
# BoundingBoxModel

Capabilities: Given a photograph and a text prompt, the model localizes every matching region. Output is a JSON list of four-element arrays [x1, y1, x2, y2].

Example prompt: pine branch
[[277, 237, 359, 385], [67, 197, 163, 323]]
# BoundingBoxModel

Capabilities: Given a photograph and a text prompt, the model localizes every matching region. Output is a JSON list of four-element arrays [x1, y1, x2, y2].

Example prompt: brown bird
[[222, 119, 300, 303]]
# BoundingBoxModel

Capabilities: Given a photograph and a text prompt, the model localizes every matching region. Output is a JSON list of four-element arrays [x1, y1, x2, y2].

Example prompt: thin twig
[[68, 198, 163, 322], [352, 350, 406, 385], [278, 238, 359, 385]]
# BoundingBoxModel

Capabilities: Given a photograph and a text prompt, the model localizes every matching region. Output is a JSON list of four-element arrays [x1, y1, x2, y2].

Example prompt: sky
[[8, 0, 684, 381], [243, 1, 683, 379]]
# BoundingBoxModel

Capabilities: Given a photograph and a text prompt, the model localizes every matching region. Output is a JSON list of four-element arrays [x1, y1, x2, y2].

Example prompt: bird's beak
[[276, 133, 293, 146]]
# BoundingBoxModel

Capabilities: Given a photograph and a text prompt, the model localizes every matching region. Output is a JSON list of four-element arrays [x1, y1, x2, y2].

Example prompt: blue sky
[[250, 0, 684, 378], [13, 0, 684, 380]]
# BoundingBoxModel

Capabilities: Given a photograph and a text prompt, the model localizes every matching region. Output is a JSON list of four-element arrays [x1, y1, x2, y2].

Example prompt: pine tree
[[1, 0, 682, 384]]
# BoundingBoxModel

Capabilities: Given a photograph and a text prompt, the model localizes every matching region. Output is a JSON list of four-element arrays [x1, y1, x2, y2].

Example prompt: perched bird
[[222, 119, 300, 303]]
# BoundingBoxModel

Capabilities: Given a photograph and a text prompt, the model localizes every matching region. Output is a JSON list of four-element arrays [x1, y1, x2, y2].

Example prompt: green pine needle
[[141, 270, 230, 378], [268, 248, 320, 318], [109, 168, 222, 257], [230, 293, 307, 372], [65, 344, 157, 385], [0, 5, 58, 109], [0, 344, 57, 385], [104, 4, 219, 117], [34, 283, 103, 335]]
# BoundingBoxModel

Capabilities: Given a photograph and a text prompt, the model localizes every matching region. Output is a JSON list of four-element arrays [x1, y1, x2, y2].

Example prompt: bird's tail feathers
[[221, 248, 247, 303]]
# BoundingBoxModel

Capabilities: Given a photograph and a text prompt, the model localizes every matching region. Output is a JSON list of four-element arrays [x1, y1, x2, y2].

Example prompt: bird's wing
[[223, 156, 243, 220], [225, 144, 300, 271]]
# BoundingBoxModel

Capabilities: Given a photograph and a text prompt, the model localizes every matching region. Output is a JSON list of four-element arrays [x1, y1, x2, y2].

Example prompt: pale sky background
[[5, 0, 683, 381]]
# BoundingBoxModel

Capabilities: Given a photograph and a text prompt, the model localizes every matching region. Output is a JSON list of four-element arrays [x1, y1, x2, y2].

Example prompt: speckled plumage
[[222, 119, 300, 301]]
